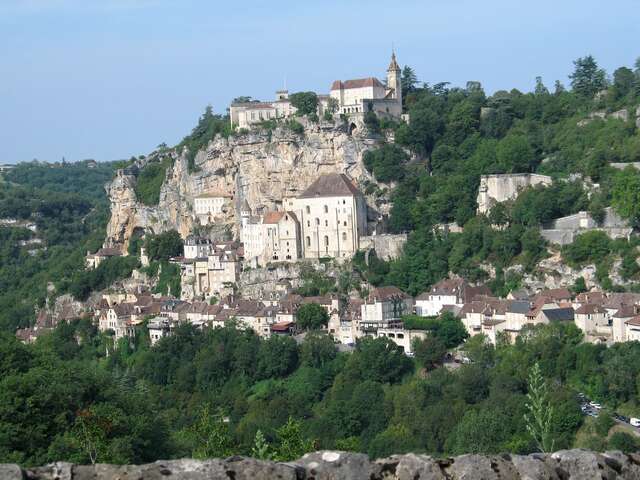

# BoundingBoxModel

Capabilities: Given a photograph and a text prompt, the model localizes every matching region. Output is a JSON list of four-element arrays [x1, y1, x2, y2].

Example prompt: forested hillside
[[360, 56, 640, 295], [2, 319, 640, 466], [0, 161, 119, 331]]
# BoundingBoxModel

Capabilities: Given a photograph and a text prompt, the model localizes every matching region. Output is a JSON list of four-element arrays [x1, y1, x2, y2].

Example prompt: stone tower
[[387, 51, 402, 107]]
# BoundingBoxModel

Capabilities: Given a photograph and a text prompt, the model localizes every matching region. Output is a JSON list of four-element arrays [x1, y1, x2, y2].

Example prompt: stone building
[[178, 240, 242, 300], [330, 52, 402, 117], [285, 173, 367, 260], [540, 207, 632, 245], [229, 90, 297, 129], [86, 247, 122, 269], [228, 52, 403, 129], [240, 203, 302, 266], [193, 191, 232, 225], [359, 286, 413, 335], [414, 277, 491, 317], [477, 173, 552, 214]]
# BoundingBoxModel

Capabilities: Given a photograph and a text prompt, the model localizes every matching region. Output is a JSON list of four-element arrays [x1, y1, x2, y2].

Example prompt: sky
[[1, 0, 638, 164]]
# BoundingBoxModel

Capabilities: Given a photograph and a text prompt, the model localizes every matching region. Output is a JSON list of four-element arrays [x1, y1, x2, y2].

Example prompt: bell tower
[[386, 50, 402, 106]]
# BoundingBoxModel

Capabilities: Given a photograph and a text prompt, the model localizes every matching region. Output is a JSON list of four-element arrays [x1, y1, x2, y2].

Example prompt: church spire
[[387, 50, 400, 72]]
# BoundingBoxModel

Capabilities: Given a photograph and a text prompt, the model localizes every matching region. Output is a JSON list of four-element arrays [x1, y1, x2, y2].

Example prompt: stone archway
[[349, 123, 357, 136]]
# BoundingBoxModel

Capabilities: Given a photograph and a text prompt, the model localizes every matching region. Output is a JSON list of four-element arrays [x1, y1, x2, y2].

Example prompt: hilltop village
[[12, 52, 640, 358]]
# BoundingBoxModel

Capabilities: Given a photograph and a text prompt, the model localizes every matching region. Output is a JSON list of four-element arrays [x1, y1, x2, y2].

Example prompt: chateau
[[241, 173, 367, 266], [229, 52, 403, 129]]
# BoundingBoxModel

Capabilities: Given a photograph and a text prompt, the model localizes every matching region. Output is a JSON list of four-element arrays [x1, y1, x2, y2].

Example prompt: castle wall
[[540, 207, 632, 245], [477, 173, 552, 214]]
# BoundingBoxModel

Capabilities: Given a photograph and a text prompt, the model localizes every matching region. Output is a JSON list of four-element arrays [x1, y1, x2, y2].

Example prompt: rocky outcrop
[[8, 449, 640, 479], [105, 119, 382, 249]]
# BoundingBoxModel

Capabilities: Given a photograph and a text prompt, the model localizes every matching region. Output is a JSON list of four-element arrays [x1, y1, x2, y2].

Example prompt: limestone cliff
[[105, 118, 383, 249]]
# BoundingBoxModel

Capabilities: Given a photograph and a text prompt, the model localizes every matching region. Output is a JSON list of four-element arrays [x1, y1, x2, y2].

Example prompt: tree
[[257, 335, 299, 379], [251, 429, 273, 460], [534, 76, 549, 96], [569, 55, 607, 99], [273, 417, 314, 461], [145, 230, 183, 261], [524, 362, 555, 453], [496, 134, 536, 173], [413, 335, 447, 370], [296, 303, 329, 331], [401, 66, 418, 100], [290, 92, 318, 116], [348, 337, 413, 383], [612, 67, 635, 99], [300, 332, 336, 368], [611, 166, 640, 227], [362, 144, 409, 182], [185, 405, 233, 459], [608, 432, 639, 453]]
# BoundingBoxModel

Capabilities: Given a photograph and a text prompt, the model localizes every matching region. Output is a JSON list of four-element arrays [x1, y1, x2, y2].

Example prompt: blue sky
[[1, 0, 638, 163]]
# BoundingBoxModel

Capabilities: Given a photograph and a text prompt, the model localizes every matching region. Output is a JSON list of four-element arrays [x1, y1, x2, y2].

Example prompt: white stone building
[[285, 173, 367, 260], [414, 278, 491, 317], [240, 204, 302, 266], [193, 192, 232, 225], [330, 52, 402, 118], [229, 90, 297, 129], [359, 286, 413, 335]]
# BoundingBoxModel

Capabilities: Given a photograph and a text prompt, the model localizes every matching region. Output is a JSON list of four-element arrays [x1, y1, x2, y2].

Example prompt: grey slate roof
[[542, 308, 575, 322]]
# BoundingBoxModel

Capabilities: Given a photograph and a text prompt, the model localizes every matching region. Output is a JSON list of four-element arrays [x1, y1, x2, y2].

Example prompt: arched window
[[325, 220, 328, 226], [316, 218, 320, 225], [324, 235, 329, 253], [324, 205, 328, 213], [342, 232, 347, 241], [306, 206, 310, 214], [306, 236, 311, 247]]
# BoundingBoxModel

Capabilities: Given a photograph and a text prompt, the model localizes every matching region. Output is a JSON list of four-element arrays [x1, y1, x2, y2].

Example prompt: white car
[[630, 418, 640, 427], [590, 402, 602, 410]]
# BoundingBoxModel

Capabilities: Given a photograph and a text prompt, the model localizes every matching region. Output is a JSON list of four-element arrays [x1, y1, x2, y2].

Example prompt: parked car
[[590, 402, 602, 409], [630, 418, 640, 427]]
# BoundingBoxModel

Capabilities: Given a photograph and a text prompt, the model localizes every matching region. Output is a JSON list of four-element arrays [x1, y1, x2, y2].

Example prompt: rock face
[[9, 449, 640, 479], [105, 119, 381, 249]]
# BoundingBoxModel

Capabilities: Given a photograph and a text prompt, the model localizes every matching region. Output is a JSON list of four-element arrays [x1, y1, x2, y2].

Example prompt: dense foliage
[[358, 55, 640, 295], [179, 106, 232, 173], [0, 162, 118, 331], [4, 320, 640, 465]]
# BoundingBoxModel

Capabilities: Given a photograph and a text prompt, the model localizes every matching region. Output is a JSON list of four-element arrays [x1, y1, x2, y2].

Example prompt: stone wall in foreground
[[4, 449, 640, 479]]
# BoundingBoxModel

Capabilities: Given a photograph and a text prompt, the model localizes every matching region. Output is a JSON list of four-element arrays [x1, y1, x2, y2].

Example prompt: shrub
[[134, 156, 172, 206]]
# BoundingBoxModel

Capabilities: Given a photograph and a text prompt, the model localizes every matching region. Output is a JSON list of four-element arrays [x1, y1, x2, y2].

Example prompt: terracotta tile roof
[[625, 316, 640, 327], [603, 293, 640, 310], [263, 211, 285, 224], [575, 291, 605, 305], [534, 288, 572, 302], [330, 77, 385, 90], [298, 173, 362, 199], [271, 321, 295, 332]]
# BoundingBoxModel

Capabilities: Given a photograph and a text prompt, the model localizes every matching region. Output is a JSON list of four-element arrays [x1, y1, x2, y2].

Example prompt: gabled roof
[[368, 286, 410, 302], [575, 304, 607, 315], [534, 288, 572, 302], [298, 173, 362, 199], [613, 305, 637, 318], [330, 77, 385, 91]]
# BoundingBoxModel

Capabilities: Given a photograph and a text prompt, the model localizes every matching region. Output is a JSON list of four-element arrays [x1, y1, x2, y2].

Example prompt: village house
[[147, 317, 174, 346], [612, 305, 638, 342], [414, 278, 491, 317], [625, 317, 640, 342], [360, 286, 413, 336], [86, 247, 122, 269], [574, 304, 610, 340], [178, 239, 242, 300]]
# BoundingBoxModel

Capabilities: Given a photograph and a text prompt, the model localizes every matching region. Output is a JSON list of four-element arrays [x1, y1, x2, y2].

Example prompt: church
[[229, 52, 403, 129], [329, 52, 402, 117]]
